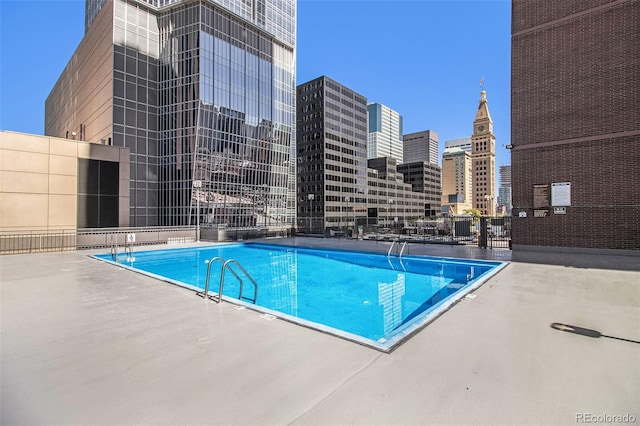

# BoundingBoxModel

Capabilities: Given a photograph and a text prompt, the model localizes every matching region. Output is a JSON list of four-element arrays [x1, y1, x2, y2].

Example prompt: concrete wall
[[0, 131, 129, 232]]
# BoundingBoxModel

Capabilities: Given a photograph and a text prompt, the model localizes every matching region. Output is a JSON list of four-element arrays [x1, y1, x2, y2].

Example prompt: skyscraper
[[46, 0, 296, 228], [296, 77, 429, 233], [498, 165, 512, 215], [367, 103, 403, 163], [511, 0, 639, 252], [471, 90, 496, 216], [403, 130, 439, 165], [296, 76, 369, 233]]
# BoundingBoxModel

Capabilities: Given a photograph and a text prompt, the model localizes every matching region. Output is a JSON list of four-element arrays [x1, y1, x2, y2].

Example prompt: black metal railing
[[358, 216, 511, 249]]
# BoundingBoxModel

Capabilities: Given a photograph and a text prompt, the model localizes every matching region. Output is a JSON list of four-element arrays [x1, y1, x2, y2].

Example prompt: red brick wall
[[511, 0, 640, 250], [511, 137, 640, 249]]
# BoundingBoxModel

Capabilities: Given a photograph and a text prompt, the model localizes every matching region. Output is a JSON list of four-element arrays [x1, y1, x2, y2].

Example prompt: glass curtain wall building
[[367, 103, 404, 163], [48, 0, 296, 228], [157, 1, 296, 227]]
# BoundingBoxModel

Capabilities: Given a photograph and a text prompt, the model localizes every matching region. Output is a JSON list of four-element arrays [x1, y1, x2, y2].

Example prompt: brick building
[[510, 0, 639, 252]]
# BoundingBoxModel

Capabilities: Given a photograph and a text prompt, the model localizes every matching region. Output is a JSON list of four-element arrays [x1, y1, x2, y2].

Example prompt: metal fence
[[0, 225, 296, 255], [0, 217, 510, 254], [0, 226, 198, 255], [361, 216, 511, 249]]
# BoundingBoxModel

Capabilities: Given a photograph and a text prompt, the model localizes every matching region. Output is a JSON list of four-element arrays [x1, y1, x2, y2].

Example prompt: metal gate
[[479, 217, 512, 249]]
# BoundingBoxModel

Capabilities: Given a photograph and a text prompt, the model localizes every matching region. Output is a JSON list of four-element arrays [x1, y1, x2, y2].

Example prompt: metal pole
[[309, 198, 312, 233]]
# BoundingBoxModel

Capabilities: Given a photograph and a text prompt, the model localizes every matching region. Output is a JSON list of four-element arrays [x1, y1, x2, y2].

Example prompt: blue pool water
[[94, 243, 505, 351]]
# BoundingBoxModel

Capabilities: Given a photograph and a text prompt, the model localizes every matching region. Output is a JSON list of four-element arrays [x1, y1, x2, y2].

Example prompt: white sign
[[551, 182, 571, 206], [126, 233, 136, 243], [193, 180, 202, 188], [519, 211, 527, 218], [554, 207, 566, 215]]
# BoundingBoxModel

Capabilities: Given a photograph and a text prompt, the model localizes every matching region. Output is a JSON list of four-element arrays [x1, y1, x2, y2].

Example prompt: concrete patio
[[1, 238, 638, 425]]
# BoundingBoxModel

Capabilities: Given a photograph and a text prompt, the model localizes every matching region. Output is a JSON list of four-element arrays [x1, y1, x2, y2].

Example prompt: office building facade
[[403, 130, 439, 165], [296, 77, 429, 234], [440, 147, 472, 215], [296, 76, 369, 233], [46, 0, 296, 228], [498, 165, 512, 215], [367, 158, 427, 229], [511, 0, 639, 252], [397, 162, 441, 218], [367, 103, 403, 163]]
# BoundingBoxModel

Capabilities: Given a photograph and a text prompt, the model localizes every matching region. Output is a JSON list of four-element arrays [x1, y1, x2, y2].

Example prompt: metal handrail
[[219, 259, 258, 304], [387, 241, 397, 256], [110, 234, 118, 259], [399, 242, 408, 258], [197, 256, 258, 304], [197, 257, 226, 300]]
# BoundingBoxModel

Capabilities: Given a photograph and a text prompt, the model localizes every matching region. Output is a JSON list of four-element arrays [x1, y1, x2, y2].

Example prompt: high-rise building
[[397, 162, 441, 218], [511, 0, 639, 252], [471, 90, 496, 216], [367, 158, 427, 228], [403, 130, 439, 165], [367, 103, 403, 163], [498, 165, 512, 215], [46, 0, 296, 228], [296, 76, 369, 233], [296, 77, 428, 234], [440, 147, 472, 215], [444, 137, 472, 153]]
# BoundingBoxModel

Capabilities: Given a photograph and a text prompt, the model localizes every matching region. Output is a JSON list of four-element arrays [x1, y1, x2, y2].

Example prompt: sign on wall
[[551, 182, 571, 206], [533, 184, 550, 208]]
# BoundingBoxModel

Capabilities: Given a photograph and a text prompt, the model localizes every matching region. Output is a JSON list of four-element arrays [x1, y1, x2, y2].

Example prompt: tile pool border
[[91, 243, 508, 353]]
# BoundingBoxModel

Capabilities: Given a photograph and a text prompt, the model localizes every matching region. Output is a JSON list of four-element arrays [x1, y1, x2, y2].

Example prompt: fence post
[[479, 217, 488, 249]]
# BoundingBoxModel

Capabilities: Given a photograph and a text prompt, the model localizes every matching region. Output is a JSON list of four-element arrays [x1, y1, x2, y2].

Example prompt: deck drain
[[462, 294, 477, 302], [260, 313, 276, 321]]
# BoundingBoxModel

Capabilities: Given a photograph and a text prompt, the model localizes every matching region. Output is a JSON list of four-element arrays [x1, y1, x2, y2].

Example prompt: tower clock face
[[477, 125, 485, 132]]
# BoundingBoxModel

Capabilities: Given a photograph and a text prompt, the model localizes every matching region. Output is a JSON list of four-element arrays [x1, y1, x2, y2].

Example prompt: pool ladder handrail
[[387, 241, 408, 258], [110, 235, 133, 260], [399, 242, 408, 258], [110, 234, 118, 259], [197, 257, 258, 304]]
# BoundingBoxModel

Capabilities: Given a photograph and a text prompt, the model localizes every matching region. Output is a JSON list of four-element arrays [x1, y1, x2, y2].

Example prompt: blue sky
[[0, 0, 511, 167]]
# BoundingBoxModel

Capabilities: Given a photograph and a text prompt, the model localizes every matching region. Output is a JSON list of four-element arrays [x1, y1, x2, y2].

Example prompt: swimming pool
[[94, 243, 506, 351]]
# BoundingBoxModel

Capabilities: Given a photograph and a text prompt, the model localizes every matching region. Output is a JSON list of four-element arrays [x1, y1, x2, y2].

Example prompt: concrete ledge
[[512, 244, 640, 271]]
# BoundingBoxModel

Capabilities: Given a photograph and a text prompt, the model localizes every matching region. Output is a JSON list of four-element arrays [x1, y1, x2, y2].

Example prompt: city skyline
[[0, 0, 512, 170]]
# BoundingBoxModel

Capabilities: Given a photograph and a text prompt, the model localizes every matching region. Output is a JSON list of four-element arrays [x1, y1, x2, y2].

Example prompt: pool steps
[[196, 256, 258, 304]]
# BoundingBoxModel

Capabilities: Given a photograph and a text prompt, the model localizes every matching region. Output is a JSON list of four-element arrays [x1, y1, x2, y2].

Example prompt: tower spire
[[475, 89, 493, 123]]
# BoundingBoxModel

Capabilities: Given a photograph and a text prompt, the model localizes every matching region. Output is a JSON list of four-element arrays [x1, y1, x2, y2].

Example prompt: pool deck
[[1, 238, 639, 425]]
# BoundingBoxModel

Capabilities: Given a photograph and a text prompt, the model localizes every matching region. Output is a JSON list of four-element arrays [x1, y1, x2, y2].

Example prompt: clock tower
[[471, 90, 496, 216]]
